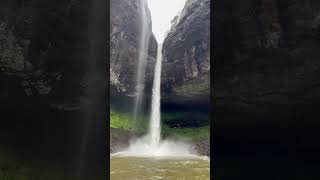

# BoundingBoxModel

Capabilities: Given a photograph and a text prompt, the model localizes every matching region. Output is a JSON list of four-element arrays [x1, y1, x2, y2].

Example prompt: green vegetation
[[110, 109, 210, 140], [161, 112, 182, 122], [110, 110, 134, 130], [161, 111, 210, 140], [162, 125, 210, 140], [110, 109, 147, 133]]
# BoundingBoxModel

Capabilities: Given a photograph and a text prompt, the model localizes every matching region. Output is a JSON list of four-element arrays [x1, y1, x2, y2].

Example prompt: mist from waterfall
[[133, 0, 151, 121]]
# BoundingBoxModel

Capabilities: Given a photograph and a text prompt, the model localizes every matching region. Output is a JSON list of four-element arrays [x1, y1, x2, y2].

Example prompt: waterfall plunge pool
[[110, 156, 210, 180]]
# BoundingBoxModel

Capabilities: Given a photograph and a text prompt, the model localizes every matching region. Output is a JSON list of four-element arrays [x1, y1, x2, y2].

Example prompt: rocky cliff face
[[0, 0, 96, 109], [110, 0, 157, 96], [110, 128, 140, 154], [214, 1, 320, 178], [214, 0, 320, 118], [162, 0, 210, 103], [0, 0, 107, 176]]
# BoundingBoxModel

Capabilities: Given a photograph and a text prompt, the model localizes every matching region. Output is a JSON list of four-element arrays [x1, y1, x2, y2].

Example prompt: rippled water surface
[[110, 156, 210, 180]]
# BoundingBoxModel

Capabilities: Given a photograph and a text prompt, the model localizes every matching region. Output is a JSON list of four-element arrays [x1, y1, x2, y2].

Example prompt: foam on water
[[113, 134, 195, 157]]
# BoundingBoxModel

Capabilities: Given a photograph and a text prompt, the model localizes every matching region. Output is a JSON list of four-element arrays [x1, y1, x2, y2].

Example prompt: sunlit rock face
[[162, 0, 210, 103], [214, 0, 320, 117], [110, 0, 157, 95]]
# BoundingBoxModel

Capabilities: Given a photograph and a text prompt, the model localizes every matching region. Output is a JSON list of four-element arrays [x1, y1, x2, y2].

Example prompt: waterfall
[[113, 0, 195, 157], [149, 44, 163, 149], [133, 0, 151, 121], [115, 42, 194, 157]]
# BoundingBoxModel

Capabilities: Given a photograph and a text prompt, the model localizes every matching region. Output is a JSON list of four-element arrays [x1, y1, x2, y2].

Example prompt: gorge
[[110, 0, 210, 157], [110, 0, 210, 179], [111, 0, 210, 154]]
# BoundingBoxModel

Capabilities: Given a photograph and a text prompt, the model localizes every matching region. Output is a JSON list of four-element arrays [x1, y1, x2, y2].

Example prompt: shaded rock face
[[110, 128, 131, 154], [0, 0, 96, 107], [110, 128, 140, 154], [110, 0, 157, 96], [162, 0, 210, 103], [191, 138, 210, 157], [214, 1, 320, 178], [214, 0, 320, 118], [158, 0, 210, 157], [0, 0, 107, 175]]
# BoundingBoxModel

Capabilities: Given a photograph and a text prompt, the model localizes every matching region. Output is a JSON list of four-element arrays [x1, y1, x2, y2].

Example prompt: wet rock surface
[[110, 0, 157, 96], [191, 138, 210, 157], [0, 0, 96, 109], [0, 0, 107, 176], [213, 1, 320, 179], [162, 0, 210, 103], [214, 0, 320, 117], [110, 128, 138, 154]]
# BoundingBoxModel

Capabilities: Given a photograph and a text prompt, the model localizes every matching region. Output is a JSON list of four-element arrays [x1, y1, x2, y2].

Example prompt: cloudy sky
[[147, 0, 187, 43]]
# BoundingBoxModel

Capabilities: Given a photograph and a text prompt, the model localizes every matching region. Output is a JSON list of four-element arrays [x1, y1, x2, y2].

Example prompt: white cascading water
[[149, 44, 162, 149], [133, 0, 151, 121]]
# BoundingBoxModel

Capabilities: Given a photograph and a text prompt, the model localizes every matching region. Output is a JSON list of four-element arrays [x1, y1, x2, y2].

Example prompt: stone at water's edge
[[110, 128, 140, 154], [192, 138, 210, 157]]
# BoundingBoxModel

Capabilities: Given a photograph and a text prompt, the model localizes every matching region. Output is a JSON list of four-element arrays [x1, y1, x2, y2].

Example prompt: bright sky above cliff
[[147, 0, 187, 43]]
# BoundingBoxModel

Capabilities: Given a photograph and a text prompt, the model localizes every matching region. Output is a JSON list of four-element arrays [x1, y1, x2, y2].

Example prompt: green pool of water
[[110, 156, 210, 180]]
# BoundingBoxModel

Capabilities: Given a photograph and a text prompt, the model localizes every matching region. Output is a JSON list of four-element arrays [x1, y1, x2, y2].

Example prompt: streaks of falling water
[[114, 43, 194, 156], [133, 0, 152, 121], [149, 44, 162, 149]]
